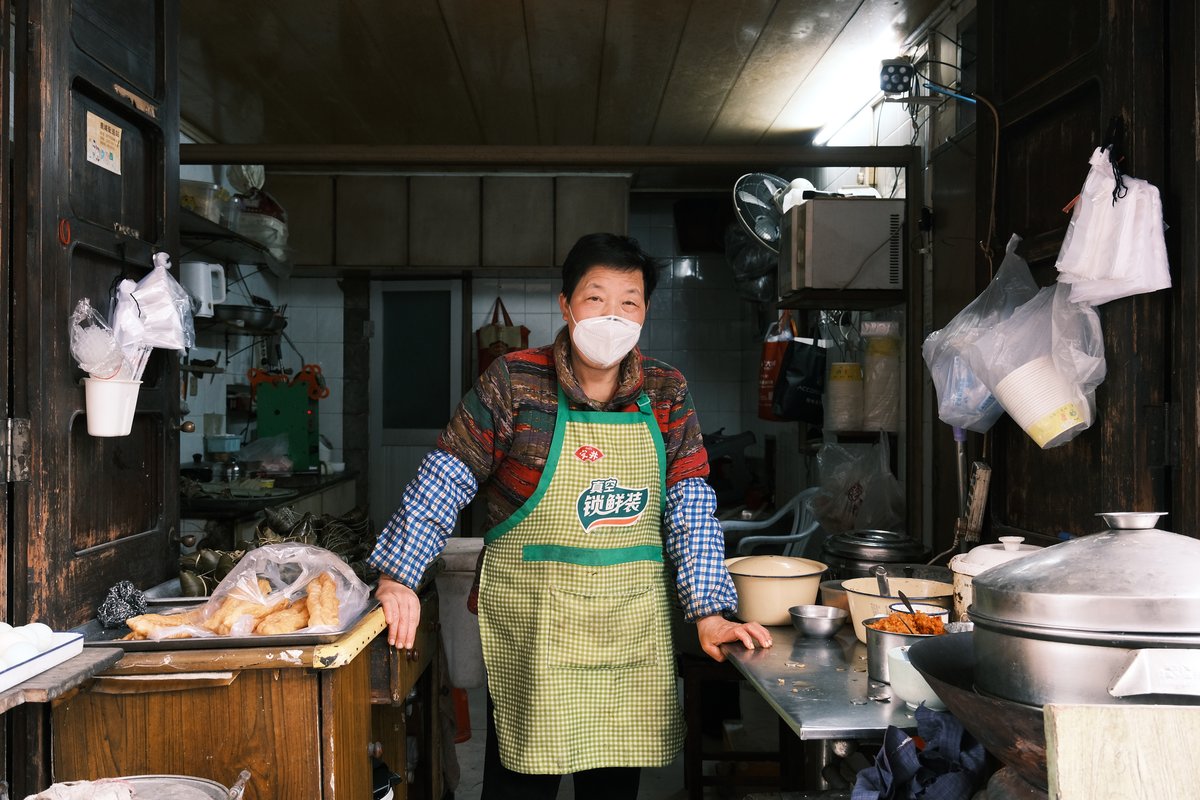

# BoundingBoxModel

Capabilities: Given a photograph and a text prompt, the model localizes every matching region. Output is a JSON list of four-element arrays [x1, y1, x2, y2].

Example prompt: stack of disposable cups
[[862, 321, 901, 431], [826, 362, 864, 431], [992, 355, 1087, 448]]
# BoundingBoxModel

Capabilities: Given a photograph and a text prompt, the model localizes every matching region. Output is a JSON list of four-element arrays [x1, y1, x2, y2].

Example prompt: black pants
[[481, 694, 642, 800]]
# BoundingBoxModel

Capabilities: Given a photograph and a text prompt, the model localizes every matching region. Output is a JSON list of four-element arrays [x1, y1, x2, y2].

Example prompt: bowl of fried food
[[863, 611, 947, 683], [842, 576, 953, 643]]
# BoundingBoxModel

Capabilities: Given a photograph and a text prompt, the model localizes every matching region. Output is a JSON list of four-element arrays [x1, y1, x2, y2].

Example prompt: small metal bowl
[[1096, 511, 1168, 530], [789, 604, 849, 638]]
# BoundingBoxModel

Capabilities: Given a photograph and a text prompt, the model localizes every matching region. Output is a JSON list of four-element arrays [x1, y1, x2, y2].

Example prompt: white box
[[0, 631, 85, 694], [778, 198, 905, 293]]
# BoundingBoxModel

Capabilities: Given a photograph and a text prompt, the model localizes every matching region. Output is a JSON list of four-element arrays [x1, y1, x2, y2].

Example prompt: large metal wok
[[907, 632, 1048, 791]]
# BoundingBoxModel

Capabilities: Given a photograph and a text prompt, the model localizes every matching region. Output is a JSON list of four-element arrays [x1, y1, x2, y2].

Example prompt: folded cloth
[[852, 704, 986, 800]]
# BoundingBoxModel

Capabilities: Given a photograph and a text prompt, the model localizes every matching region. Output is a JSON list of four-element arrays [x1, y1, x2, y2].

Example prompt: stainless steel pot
[[820, 530, 930, 579], [970, 512, 1200, 706]]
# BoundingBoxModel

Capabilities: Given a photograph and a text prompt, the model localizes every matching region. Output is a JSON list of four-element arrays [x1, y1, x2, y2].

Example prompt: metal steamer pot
[[970, 512, 1200, 707], [820, 529, 929, 579]]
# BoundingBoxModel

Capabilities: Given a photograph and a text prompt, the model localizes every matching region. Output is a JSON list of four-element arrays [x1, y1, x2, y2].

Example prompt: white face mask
[[568, 309, 642, 368]]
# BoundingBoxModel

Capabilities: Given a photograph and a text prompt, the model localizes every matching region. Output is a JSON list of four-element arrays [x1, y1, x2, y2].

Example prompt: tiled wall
[[471, 196, 757, 442], [178, 268, 346, 467]]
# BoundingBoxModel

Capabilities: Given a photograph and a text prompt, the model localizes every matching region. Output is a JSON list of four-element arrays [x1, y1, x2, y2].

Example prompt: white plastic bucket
[[83, 378, 141, 437], [434, 537, 486, 689], [993, 356, 1085, 448]]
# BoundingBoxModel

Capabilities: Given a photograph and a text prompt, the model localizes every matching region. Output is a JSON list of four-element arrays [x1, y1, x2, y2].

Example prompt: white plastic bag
[[132, 543, 371, 640], [921, 235, 1039, 432], [965, 283, 1106, 448], [811, 435, 904, 533], [1055, 147, 1171, 305]]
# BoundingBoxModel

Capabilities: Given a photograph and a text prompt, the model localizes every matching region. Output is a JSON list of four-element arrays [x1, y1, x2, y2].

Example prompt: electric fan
[[731, 172, 791, 254]]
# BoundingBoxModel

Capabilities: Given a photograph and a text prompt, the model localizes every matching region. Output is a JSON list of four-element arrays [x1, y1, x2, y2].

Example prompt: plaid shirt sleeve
[[367, 449, 478, 589], [663, 476, 738, 622]]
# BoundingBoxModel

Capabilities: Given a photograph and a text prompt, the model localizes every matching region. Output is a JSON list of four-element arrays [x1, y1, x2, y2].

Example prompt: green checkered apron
[[478, 387, 684, 774]]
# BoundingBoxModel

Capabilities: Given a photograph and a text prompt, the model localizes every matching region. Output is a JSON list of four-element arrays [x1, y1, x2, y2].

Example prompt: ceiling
[[180, 0, 939, 147]]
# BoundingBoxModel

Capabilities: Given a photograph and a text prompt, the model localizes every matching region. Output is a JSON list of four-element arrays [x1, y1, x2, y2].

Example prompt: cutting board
[[1044, 703, 1200, 799]]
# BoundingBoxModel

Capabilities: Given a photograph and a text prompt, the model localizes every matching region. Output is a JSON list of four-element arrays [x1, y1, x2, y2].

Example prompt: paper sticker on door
[[86, 111, 122, 175], [577, 478, 648, 531]]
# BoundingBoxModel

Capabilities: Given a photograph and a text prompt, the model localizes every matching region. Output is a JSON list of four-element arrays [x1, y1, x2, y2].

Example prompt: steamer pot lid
[[822, 530, 926, 561], [971, 517, 1200, 634], [725, 555, 827, 578]]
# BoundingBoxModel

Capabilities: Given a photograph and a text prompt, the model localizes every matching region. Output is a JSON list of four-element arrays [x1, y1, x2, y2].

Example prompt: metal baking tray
[[75, 600, 379, 651]]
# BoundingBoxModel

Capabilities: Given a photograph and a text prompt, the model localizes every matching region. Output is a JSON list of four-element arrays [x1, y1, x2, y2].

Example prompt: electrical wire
[[928, 28, 976, 57], [973, 92, 1001, 275]]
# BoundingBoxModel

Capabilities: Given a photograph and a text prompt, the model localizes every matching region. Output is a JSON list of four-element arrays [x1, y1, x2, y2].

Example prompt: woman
[[368, 232, 771, 800]]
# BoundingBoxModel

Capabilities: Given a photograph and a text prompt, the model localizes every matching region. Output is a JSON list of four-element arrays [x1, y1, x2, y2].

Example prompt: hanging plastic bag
[[771, 330, 827, 425], [68, 298, 127, 379], [965, 282, 1105, 448], [810, 434, 904, 533], [921, 235, 1039, 433], [132, 252, 195, 351], [475, 297, 530, 375], [757, 311, 796, 420], [1055, 147, 1171, 305]]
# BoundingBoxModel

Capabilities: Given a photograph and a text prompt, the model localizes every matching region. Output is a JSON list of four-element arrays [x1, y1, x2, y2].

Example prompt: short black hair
[[561, 233, 660, 302]]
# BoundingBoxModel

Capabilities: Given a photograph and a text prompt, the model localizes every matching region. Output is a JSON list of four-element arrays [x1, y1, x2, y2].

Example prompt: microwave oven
[[778, 198, 905, 293]]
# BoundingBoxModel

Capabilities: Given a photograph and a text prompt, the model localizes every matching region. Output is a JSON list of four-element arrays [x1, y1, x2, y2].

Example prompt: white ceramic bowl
[[887, 645, 946, 710], [842, 577, 953, 643], [725, 556, 827, 626], [887, 602, 950, 621]]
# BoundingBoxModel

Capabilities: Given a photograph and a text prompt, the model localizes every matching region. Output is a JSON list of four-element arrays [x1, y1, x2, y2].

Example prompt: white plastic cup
[[993, 356, 1086, 448], [83, 378, 142, 437], [826, 362, 864, 431]]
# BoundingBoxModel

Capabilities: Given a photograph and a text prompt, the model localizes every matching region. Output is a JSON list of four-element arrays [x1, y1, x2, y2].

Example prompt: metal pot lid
[[971, 516, 1200, 634], [822, 530, 926, 562]]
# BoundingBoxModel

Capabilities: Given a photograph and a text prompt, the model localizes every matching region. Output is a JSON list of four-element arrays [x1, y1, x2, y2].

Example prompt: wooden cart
[[51, 592, 441, 800]]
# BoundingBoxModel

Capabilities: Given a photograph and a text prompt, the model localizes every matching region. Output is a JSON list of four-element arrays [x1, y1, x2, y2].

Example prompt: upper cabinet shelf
[[178, 209, 293, 278], [777, 288, 904, 310]]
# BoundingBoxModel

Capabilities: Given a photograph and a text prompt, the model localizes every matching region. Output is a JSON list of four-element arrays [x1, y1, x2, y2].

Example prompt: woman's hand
[[695, 614, 773, 662], [376, 575, 422, 649]]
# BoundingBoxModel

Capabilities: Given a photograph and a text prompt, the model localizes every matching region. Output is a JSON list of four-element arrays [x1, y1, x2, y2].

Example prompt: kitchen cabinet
[[265, 174, 335, 266], [409, 176, 482, 267], [51, 595, 442, 800], [554, 176, 630, 264], [482, 176, 554, 266], [336, 176, 409, 266]]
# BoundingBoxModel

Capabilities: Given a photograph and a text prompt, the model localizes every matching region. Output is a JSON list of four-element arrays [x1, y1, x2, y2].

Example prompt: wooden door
[[976, 0, 1171, 541], [9, 0, 179, 790]]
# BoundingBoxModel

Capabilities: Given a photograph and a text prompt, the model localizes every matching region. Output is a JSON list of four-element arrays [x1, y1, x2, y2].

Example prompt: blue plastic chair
[[722, 486, 822, 558]]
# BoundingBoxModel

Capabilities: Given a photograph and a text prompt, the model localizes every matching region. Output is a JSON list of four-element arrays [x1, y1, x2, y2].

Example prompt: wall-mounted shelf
[[778, 289, 904, 310], [194, 318, 288, 338], [179, 209, 292, 278]]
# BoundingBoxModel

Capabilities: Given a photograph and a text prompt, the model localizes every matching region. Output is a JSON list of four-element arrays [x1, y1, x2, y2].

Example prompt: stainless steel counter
[[721, 625, 918, 740]]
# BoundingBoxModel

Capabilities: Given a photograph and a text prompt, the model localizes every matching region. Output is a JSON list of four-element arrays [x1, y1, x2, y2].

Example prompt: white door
[[369, 280, 463, 526]]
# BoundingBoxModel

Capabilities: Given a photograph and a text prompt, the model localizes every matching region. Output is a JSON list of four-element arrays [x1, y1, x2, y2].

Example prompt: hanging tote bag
[[476, 297, 530, 376], [757, 312, 797, 420], [772, 326, 827, 425]]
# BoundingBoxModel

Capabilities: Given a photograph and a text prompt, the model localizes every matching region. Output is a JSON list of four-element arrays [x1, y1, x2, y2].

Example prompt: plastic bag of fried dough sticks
[[123, 543, 371, 641]]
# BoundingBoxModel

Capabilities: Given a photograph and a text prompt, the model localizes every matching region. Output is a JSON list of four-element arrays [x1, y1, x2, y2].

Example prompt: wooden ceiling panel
[[438, 0, 538, 145], [591, 0, 691, 145], [651, 0, 777, 145], [337, 0, 482, 144], [179, 0, 940, 148], [706, 0, 857, 144], [524, 0, 607, 144]]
